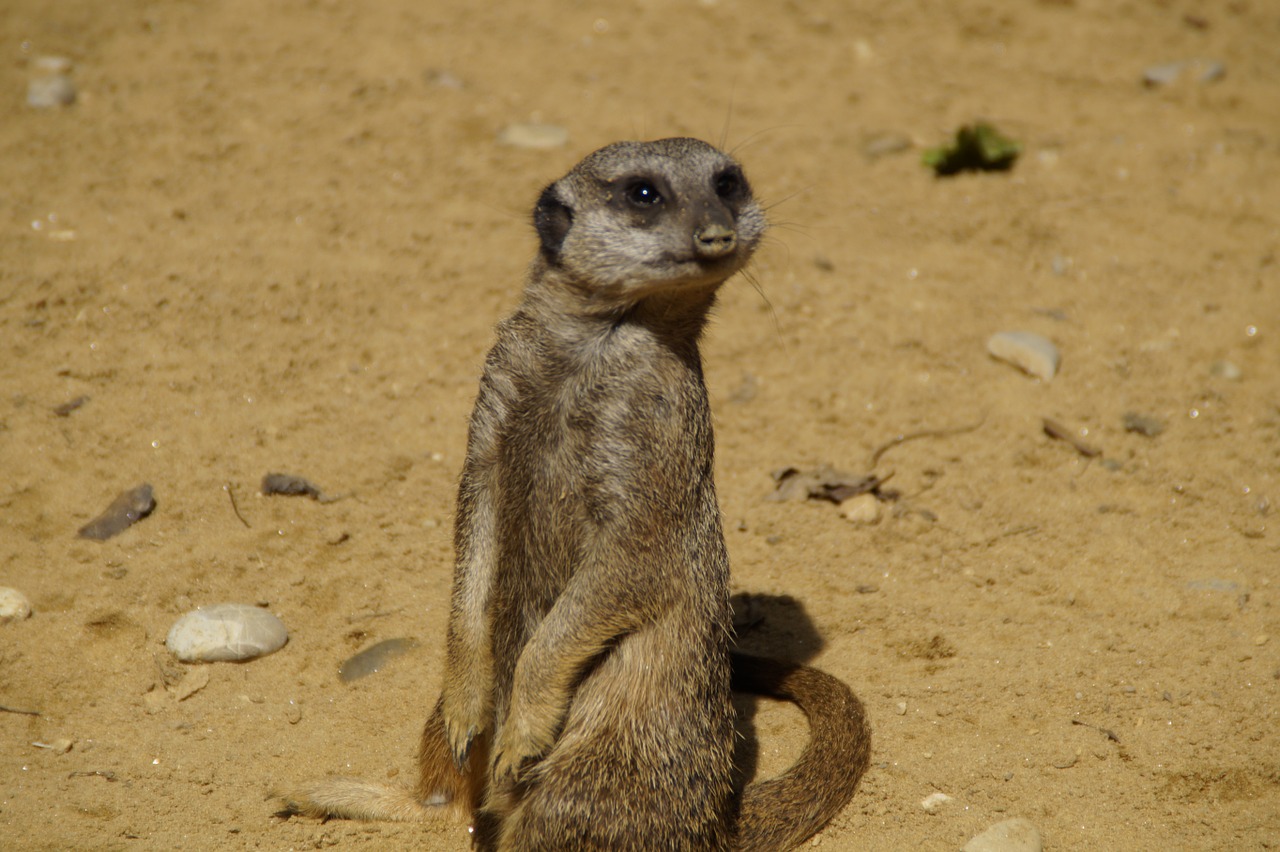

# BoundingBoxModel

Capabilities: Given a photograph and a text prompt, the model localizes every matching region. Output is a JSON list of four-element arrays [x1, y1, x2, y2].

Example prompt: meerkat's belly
[[515, 618, 736, 849]]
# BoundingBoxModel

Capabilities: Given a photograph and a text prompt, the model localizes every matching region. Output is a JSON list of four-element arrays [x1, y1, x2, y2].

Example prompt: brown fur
[[278, 138, 871, 849]]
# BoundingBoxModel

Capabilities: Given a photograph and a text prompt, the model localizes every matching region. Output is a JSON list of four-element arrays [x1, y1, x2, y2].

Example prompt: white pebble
[[497, 123, 569, 150], [0, 587, 32, 623], [920, 791, 952, 813], [166, 603, 288, 662], [962, 818, 1044, 852], [1142, 61, 1185, 86], [839, 493, 881, 524], [34, 56, 74, 74], [987, 331, 1060, 381], [28, 75, 76, 108]]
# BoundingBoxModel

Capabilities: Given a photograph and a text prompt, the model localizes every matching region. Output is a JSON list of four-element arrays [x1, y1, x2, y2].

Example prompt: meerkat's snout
[[693, 221, 738, 259]]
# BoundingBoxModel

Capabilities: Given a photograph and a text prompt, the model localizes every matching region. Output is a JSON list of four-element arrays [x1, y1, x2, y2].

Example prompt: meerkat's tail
[[730, 652, 871, 852], [275, 701, 482, 824], [274, 777, 453, 822]]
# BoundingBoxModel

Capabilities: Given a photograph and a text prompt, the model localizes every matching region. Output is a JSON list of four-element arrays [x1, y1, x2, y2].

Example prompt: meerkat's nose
[[694, 222, 738, 259]]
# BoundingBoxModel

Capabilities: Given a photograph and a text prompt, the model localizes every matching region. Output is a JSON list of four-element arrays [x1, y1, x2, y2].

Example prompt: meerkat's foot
[[441, 688, 489, 768], [444, 721, 479, 768], [274, 778, 460, 823]]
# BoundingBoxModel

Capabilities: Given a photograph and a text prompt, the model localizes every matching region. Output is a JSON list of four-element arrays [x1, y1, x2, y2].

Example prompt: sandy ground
[[3, 1, 1278, 849]]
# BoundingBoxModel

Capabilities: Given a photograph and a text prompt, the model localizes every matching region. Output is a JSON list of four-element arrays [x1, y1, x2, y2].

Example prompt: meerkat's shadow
[[728, 592, 828, 794]]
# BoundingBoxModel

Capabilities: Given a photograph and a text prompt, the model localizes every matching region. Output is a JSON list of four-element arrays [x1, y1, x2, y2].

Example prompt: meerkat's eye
[[624, 180, 663, 207], [714, 168, 744, 200]]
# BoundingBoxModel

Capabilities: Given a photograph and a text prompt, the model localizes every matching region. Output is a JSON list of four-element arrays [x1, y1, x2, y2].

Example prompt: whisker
[[727, 125, 802, 158], [740, 267, 786, 348], [718, 90, 737, 151], [761, 186, 813, 214]]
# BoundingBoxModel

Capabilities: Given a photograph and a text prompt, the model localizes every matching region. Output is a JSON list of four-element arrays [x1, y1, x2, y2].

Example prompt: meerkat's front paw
[[490, 710, 552, 783], [441, 691, 486, 768]]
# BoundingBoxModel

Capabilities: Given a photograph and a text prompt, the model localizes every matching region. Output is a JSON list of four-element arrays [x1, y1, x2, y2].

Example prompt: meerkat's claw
[[446, 725, 477, 769]]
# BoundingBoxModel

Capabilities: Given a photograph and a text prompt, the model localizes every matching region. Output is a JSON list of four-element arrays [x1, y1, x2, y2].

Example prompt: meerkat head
[[532, 138, 767, 304]]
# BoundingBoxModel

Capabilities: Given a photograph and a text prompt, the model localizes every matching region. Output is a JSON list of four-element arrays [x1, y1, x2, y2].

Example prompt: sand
[[3, 1, 1277, 849]]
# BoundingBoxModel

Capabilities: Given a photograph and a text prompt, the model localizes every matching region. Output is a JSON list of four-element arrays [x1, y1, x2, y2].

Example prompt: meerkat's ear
[[534, 183, 573, 261]]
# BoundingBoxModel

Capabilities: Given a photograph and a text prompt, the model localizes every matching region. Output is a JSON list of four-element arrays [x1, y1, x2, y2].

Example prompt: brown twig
[[868, 415, 987, 469], [1071, 718, 1121, 743], [225, 482, 250, 528]]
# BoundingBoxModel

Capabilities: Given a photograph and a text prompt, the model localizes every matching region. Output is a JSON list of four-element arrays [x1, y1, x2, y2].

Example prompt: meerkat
[[280, 137, 871, 850]]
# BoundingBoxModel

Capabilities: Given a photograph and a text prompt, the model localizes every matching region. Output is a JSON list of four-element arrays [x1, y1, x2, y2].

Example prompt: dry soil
[[2, 1, 1278, 849]]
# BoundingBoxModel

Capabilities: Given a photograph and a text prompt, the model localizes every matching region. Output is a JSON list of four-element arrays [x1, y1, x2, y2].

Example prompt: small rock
[[1142, 58, 1226, 87], [78, 483, 156, 540], [261, 472, 325, 500], [426, 69, 464, 90], [1142, 61, 1185, 86], [53, 395, 90, 417], [28, 75, 76, 108], [497, 123, 568, 150], [338, 637, 420, 683], [34, 56, 74, 74], [0, 587, 33, 624], [166, 603, 288, 663], [840, 493, 882, 524], [920, 792, 952, 813], [1122, 412, 1166, 437], [1209, 359, 1242, 380], [32, 738, 74, 755], [895, 701, 907, 716], [174, 667, 211, 701], [962, 818, 1044, 852], [987, 331, 1060, 381], [862, 131, 912, 159]]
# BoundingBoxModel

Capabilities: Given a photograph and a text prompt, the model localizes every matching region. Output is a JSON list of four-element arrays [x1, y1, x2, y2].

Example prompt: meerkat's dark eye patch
[[713, 167, 747, 201], [624, 180, 664, 207]]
